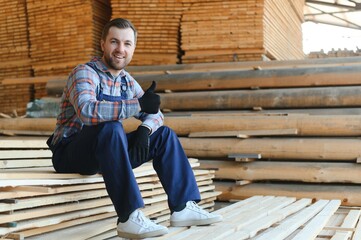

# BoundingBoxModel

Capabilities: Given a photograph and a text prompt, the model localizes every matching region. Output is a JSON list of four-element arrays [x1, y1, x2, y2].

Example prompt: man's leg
[[147, 126, 223, 227], [52, 121, 144, 220], [147, 126, 201, 210]]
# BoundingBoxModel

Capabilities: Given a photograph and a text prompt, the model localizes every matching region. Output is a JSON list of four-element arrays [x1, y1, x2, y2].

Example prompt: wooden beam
[[3, 114, 361, 137], [180, 137, 361, 161], [159, 86, 361, 111], [215, 182, 361, 206], [188, 129, 298, 138], [199, 160, 361, 183]]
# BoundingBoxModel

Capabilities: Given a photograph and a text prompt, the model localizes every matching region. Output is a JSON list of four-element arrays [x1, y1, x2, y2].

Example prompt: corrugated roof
[[304, 0, 361, 29]]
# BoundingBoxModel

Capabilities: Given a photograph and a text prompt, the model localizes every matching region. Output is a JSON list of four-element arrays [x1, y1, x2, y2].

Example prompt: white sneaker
[[170, 201, 223, 227], [117, 209, 168, 239]]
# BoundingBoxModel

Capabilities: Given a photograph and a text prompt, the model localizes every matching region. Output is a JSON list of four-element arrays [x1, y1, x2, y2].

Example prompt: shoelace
[[134, 210, 150, 228], [188, 201, 204, 212]]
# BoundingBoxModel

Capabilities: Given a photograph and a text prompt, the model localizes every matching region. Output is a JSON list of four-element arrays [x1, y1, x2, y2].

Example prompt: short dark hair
[[101, 18, 137, 44]]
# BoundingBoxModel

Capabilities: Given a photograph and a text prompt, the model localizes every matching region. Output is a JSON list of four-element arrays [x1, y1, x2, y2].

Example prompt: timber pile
[[180, 0, 304, 64], [0, 84, 33, 116], [4, 57, 361, 206], [152, 195, 361, 239], [0, 82, 47, 116], [111, 0, 183, 65], [0, 0, 32, 83], [26, 0, 111, 76], [0, 136, 219, 239], [308, 48, 361, 59]]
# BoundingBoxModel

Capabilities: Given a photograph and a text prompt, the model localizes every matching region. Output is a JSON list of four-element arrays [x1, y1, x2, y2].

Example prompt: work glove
[[138, 81, 160, 114], [128, 126, 151, 165]]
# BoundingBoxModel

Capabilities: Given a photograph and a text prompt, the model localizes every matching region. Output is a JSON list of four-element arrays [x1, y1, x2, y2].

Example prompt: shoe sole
[[117, 228, 168, 239], [170, 216, 223, 227]]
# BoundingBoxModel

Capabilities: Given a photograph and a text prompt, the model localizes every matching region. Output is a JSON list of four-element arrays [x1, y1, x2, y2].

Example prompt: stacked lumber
[[263, 0, 304, 60], [26, 0, 111, 76], [180, 0, 304, 64], [0, 0, 32, 83], [152, 195, 361, 239], [308, 48, 361, 59], [0, 84, 34, 116], [0, 136, 219, 239], [4, 56, 361, 206], [111, 0, 183, 65], [0, 80, 47, 116]]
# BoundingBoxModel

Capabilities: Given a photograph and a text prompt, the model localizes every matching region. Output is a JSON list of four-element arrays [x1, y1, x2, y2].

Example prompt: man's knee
[[98, 121, 126, 138]]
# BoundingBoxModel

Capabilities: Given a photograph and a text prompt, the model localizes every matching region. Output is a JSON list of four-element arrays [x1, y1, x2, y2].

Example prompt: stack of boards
[[111, 0, 184, 65], [26, 0, 111, 76], [0, 136, 219, 239], [181, 0, 304, 63], [0, 0, 32, 83]]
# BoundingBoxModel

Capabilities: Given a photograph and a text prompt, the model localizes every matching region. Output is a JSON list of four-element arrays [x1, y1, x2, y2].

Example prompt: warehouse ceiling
[[304, 0, 361, 29]]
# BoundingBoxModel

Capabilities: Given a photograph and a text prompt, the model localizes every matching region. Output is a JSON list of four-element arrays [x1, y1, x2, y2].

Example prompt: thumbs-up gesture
[[138, 81, 161, 114]]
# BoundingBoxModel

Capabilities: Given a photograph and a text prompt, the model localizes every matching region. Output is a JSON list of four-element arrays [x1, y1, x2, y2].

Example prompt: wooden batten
[[199, 160, 361, 183], [180, 137, 361, 161]]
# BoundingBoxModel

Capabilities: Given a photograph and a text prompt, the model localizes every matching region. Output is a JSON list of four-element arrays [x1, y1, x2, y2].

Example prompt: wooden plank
[[292, 200, 341, 240], [0, 159, 52, 169], [18, 212, 116, 238], [352, 214, 361, 240], [159, 86, 361, 111], [4, 114, 361, 137], [254, 200, 330, 240], [180, 137, 361, 161], [199, 161, 361, 183], [331, 210, 361, 240], [215, 182, 361, 206], [188, 129, 298, 138]]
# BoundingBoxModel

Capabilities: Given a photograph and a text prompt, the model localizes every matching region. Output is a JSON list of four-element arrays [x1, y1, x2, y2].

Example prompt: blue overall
[[50, 78, 201, 220]]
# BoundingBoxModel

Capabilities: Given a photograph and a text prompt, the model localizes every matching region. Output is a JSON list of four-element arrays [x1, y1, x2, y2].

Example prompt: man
[[47, 18, 222, 239]]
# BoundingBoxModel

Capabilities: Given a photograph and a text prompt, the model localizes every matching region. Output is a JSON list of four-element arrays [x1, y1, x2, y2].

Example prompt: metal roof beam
[[306, 0, 356, 10]]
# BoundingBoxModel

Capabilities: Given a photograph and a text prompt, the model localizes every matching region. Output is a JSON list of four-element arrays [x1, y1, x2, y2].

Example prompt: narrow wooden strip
[[18, 212, 116, 237], [352, 214, 361, 239], [0, 150, 52, 159], [331, 210, 361, 240], [254, 200, 330, 240], [0, 159, 52, 169], [189, 129, 298, 138], [0, 198, 112, 224], [0, 205, 115, 236], [292, 200, 341, 240]]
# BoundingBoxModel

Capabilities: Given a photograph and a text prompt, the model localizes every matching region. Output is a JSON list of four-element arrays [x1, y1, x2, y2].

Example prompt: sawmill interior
[[1, 0, 361, 239]]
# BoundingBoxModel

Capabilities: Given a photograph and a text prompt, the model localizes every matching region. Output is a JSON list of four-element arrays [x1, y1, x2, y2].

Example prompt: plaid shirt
[[51, 57, 164, 146]]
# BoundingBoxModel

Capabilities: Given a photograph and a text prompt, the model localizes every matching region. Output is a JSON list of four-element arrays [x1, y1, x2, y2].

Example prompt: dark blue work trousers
[[51, 122, 201, 220]]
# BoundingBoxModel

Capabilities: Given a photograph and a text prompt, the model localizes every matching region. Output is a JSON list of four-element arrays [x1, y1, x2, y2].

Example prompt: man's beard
[[106, 55, 128, 70]]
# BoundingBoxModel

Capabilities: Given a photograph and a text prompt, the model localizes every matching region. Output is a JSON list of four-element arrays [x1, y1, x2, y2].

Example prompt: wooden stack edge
[[180, 0, 267, 64], [0, 0, 32, 82], [111, 0, 183, 65], [26, 0, 111, 76], [148, 195, 361, 240], [0, 83, 47, 116], [0, 137, 219, 239]]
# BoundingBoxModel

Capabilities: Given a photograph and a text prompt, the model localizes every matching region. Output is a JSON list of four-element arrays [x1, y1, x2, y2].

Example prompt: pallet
[[149, 195, 361, 240]]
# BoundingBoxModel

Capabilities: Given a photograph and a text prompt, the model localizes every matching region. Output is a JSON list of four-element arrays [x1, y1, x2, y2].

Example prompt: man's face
[[101, 27, 136, 76]]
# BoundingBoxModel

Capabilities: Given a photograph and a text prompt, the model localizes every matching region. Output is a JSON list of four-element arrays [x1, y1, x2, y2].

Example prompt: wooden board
[[0, 136, 219, 238], [141, 196, 361, 239]]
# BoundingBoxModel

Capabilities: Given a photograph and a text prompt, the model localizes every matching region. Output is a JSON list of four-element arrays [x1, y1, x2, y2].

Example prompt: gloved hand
[[128, 126, 151, 165], [138, 81, 160, 114]]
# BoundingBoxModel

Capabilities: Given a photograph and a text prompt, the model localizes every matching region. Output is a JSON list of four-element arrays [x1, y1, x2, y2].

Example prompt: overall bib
[[50, 76, 201, 220]]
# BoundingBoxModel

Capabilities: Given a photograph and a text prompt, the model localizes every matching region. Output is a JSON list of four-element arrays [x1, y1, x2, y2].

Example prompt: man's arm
[[68, 65, 141, 125], [132, 78, 164, 134]]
